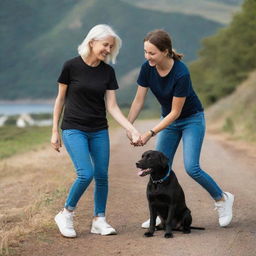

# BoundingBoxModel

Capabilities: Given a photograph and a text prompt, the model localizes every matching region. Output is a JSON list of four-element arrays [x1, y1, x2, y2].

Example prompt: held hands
[[51, 131, 62, 152], [129, 130, 143, 146], [126, 130, 154, 146], [140, 131, 153, 145]]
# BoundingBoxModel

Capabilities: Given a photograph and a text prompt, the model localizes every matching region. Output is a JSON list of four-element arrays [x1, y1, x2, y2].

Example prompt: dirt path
[[6, 120, 256, 256]]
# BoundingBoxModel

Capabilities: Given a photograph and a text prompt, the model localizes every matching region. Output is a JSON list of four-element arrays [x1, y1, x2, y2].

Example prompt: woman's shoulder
[[101, 62, 116, 74], [173, 60, 190, 78], [140, 61, 152, 72], [141, 61, 150, 68], [102, 61, 113, 69], [62, 56, 80, 67]]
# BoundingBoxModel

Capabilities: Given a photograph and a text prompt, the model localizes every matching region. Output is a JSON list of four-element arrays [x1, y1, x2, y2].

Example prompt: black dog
[[136, 150, 204, 238]]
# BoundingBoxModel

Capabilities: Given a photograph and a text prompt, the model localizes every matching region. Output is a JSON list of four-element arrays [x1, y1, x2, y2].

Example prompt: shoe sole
[[91, 227, 117, 236], [54, 215, 77, 238]]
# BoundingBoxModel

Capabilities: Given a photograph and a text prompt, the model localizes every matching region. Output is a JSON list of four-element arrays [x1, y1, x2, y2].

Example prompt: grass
[[0, 126, 52, 159], [222, 117, 235, 134], [0, 185, 69, 256], [0, 125, 72, 256]]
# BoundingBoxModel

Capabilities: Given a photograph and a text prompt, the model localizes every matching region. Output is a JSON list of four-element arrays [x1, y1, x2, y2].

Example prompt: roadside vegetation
[[0, 147, 72, 256], [0, 126, 51, 159], [190, 0, 256, 142], [190, 0, 256, 106], [0, 114, 52, 159]]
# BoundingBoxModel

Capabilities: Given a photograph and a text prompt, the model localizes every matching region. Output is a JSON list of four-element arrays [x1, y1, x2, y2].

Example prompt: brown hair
[[144, 29, 183, 60]]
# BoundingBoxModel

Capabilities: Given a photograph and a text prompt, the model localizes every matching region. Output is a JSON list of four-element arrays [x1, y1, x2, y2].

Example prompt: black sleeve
[[107, 67, 119, 90], [173, 75, 192, 97], [57, 61, 70, 85]]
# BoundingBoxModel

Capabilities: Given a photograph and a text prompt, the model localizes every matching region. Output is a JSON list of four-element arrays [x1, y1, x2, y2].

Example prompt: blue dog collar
[[151, 169, 171, 184]]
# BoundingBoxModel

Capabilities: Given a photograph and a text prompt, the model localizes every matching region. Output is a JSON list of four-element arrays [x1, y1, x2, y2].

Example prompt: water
[[0, 103, 54, 116]]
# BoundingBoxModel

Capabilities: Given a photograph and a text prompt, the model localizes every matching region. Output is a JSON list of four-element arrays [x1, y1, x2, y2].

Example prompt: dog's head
[[136, 150, 169, 177]]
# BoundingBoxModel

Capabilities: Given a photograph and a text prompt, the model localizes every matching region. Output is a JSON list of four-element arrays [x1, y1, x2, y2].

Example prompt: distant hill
[[0, 0, 222, 100], [206, 70, 256, 142], [121, 0, 242, 24]]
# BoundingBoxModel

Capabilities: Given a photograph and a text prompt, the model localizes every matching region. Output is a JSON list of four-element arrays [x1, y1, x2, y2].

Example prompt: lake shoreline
[[0, 101, 54, 115]]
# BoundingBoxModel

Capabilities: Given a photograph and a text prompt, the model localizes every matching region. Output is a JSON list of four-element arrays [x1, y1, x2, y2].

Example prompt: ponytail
[[145, 29, 184, 60], [169, 49, 183, 60]]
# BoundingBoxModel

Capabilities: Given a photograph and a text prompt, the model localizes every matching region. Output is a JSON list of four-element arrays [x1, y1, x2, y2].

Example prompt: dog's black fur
[[136, 150, 204, 238]]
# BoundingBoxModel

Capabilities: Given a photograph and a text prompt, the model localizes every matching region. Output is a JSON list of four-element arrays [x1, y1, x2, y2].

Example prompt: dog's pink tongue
[[137, 170, 144, 176]]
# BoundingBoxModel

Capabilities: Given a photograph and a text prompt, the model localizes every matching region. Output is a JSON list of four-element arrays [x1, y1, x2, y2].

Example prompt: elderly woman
[[51, 24, 140, 238]]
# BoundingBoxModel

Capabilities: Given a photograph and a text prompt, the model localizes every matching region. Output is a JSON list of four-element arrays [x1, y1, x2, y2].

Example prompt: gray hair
[[78, 24, 122, 64]]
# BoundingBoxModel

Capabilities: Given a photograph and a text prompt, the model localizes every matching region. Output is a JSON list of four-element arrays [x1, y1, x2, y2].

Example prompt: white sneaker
[[54, 209, 77, 237], [215, 192, 234, 227], [141, 216, 161, 229], [91, 217, 117, 236]]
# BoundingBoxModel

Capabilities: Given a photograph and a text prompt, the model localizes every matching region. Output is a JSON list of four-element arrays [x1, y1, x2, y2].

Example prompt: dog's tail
[[171, 226, 205, 232], [190, 226, 205, 230]]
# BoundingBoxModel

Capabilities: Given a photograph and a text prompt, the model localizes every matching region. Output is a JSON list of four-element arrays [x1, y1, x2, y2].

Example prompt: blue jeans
[[62, 129, 110, 216], [156, 112, 223, 200]]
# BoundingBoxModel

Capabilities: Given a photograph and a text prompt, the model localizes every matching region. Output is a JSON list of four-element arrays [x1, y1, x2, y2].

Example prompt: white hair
[[78, 24, 122, 64]]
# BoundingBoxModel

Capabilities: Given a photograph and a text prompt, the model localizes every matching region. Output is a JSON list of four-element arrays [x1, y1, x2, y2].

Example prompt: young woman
[[51, 24, 141, 238], [128, 29, 234, 228]]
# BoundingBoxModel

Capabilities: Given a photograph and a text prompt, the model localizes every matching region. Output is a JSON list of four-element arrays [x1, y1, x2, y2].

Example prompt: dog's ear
[[159, 153, 169, 169]]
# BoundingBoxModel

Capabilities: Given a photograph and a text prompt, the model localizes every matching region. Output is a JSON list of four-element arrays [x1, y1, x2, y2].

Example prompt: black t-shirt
[[57, 56, 119, 132]]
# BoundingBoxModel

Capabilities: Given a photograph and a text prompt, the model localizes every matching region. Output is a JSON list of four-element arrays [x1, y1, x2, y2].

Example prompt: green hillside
[[0, 0, 222, 100], [190, 0, 256, 106]]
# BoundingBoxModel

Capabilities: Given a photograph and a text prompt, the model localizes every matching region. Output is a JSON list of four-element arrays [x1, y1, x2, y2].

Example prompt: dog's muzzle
[[137, 168, 152, 177]]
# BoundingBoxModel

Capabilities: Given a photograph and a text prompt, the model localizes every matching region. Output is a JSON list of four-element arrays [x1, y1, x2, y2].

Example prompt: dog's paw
[[164, 232, 173, 238], [144, 232, 154, 237], [183, 229, 191, 234]]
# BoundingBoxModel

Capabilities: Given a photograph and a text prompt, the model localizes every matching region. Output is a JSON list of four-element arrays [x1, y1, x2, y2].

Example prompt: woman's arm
[[151, 96, 185, 133], [141, 96, 186, 145], [105, 90, 141, 144], [127, 86, 148, 124], [51, 83, 68, 152]]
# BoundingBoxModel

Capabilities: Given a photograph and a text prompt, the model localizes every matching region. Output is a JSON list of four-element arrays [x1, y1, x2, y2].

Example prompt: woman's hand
[[51, 131, 62, 152], [127, 130, 143, 146], [126, 130, 132, 141], [131, 130, 142, 146], [140, 131, 153, 146]]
